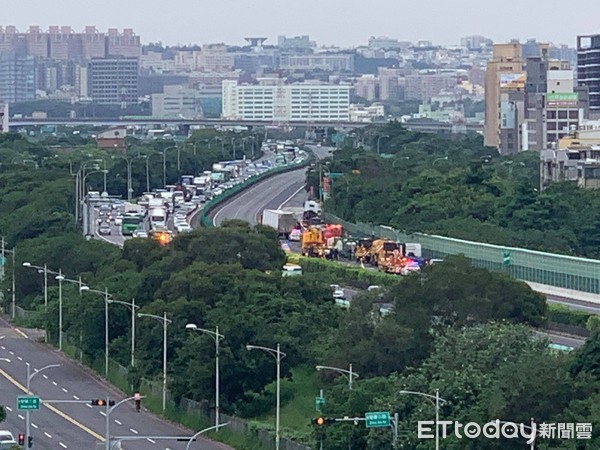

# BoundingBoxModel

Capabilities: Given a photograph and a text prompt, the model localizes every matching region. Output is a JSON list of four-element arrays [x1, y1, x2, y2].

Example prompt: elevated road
[[0, 318, 229, 450]]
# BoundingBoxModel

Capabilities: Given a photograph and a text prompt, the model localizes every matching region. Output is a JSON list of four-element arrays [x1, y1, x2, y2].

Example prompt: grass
[[257, 365, 322, 443]]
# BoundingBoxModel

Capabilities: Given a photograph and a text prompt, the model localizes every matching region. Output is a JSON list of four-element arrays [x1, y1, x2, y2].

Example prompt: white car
[[0, 430, 17, 448], [132, 230, 148, 238], [176, 224, 193, 233], [330, 284, 345, 299], [400, 262, 421, 276], [114, 215, 123, 226]]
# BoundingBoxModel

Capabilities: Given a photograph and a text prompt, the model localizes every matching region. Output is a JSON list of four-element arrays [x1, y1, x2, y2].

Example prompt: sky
[[5, 0, 600, 48]]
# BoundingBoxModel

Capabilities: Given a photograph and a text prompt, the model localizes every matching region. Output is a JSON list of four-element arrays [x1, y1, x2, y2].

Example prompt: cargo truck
[[261, 209, 297, 239]]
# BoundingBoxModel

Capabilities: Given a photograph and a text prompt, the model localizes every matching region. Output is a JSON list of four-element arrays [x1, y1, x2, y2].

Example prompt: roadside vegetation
[[314, 122, 600, 258]]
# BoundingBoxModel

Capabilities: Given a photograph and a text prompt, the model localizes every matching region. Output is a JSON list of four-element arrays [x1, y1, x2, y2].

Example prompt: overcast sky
[[6, 0, 600, 47]]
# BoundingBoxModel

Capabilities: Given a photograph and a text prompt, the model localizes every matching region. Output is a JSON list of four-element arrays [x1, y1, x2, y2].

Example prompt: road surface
[[0, 317, 229, 450]]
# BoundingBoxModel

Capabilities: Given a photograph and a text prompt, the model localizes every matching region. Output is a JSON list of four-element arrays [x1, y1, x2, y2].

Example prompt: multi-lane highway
[[0, 318, 229, 450]]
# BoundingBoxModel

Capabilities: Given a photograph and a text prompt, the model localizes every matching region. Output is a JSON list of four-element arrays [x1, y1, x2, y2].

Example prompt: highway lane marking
[[100, 411, 106, 416], [15, 328, 28, 339], [52, 381, 58, 386], [62, 388, 68, 393], [42, 375, 48, 379], [129, 428, 138, 434], [1, 346, 4, 349], [114, 419, 122, 425], [212, 178, 269, 226], [0, 367, 105, 442], [6, 406, 11, 412], [8, 351, 13, 355], [147, 438, 156, 443], [73, 395, 79, 400], [18, 414, 24, 420], [31, 423, 38, 429], [59, 443, 67, 448], [277, 183, 306, 210], [17, 356, 22, 361], [44, 432, 52, 438], [86, 404, 92, 408]]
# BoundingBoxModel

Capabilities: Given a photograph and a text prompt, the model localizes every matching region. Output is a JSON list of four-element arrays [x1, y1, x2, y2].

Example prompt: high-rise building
[[0, 51, 35, 103], [222, 79, 350, 122], [378, 68, 400, 101], [484, 43, 523, 150], [354, 75, 378, 101], [88, 58, 138, 106], [577, 35, 600, 116], [0, 102, 8, 132]]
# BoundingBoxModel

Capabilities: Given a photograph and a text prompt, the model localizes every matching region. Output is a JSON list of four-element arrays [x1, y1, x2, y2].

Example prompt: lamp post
[[247, 344, 286, 450], [76, 159, 103, 222], [110, 298, 139, 367], [162, 146, 178, 187], [53, 273, 83, 352], [138, 155, 150, 193], [25, 363, 61, 450], [392, 156, 411, 168], [185, 423, 230, 450], [185, 324, 224, 429], [315, 363, 359, 390], [111, 155, 134, 201], [399, 389, 447, 450], [2, 244, 16, 320], [432, 156, 449, 166], [81, 169, 109, 235], [138, 312, 171, 411], [22, 262, 55, 343], [377, 134, 389, 155], [79, 286, 113, 377]]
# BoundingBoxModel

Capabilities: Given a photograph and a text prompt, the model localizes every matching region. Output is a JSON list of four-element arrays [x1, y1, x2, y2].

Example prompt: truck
[[261, 209, 297, 239], [149, 207, 167, 230], [124, 203, 144, 216]]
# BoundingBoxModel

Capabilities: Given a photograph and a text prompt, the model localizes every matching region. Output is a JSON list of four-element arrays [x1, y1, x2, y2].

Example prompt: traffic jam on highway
[[89, 141, 308, 246]]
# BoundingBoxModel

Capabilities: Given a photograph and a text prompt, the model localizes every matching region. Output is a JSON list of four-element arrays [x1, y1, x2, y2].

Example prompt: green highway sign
[[17, 396, 40, 411], [503, 251, 511, 266], [315, 396, 325, 411], [365, 411, 390, 428]]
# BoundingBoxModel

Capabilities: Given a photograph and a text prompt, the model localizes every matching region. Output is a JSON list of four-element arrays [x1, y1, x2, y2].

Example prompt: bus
[[121, 214, 143, 236]]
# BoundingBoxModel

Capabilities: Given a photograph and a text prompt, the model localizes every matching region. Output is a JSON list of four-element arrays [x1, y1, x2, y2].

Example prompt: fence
[[324, 212, 600, 294]]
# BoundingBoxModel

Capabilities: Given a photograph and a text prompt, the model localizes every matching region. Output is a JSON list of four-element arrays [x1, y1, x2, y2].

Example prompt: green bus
[[122, 214, 143, 236]]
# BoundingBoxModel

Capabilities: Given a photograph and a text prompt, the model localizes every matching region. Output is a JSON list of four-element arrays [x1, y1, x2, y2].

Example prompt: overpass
[[8, 117, 372, 129]]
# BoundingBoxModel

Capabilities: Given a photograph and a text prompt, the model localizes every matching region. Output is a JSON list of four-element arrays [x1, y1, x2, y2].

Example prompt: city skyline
[[5, 0, 600, 48]]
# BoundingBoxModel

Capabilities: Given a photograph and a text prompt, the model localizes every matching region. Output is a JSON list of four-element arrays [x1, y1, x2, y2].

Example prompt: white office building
[[151, 85, 202, 119], [222, 79, 350, 122]]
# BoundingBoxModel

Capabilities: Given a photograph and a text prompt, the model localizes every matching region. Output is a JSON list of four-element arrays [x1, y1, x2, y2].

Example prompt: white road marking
[[17, 356, 22, 361], [52, 381, 57, 386], [44, 432, 52, 438], [147, 438, 156, 443], [129, 428, 138, 434], [42, 375, 48, 379], [62, 388, 68, 393], [100, 411, 106, 416], [5, 407, 11, 412], [73, 395, 79, 400], [31, 423, 38, 429], [114, 420, 122, 425], [8, 351, 13, 355], [1, 345, 5, 349], [59, 443, 67, 448], [86, 404, 92, 408], [18, 414, 24, 420]]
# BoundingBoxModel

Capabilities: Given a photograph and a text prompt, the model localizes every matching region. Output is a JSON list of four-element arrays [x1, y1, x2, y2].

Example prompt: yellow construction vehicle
[[301, 227, 326, 257]]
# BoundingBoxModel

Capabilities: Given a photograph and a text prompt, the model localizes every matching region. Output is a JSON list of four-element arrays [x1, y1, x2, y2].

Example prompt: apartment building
[[222, 79, 350, 122], [151, 85, 201, 119], [88, 58, 138, 106], [577, 34, 600, 116], [0, 51, 35, 103], [405, 72, 458, 102], [279, 54, 354, 72]]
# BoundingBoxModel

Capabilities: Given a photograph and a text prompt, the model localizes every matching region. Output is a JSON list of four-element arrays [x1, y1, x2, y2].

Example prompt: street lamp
[[185, 423, 230, 450], [399, 389, 447, 450], [81, 169, 109, 235], [138, 312, 171, 411], [76, 159, 103, 222], [392, 156, 411, 168], [246, 344, 286, 450], [79, 286, 113, 377], [2, 244, 16, 320], [377, 134, 389, 155], [25, 362, 60, 449], [53, 272, 83, 352], [138, 155, 150, 193], [110, 298, 139, 367], [162, 146, 178, 187], [185, 323, 224, 430], [432, 156, 449, 166], [111, 155, 134, 201], [22, 262, 62, 343], [316, 363, 359, 390]]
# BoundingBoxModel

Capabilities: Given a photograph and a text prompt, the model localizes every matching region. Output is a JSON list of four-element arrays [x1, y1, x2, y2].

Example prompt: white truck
[[149, 207, 167, 229], [261, 209, 297, 239], [124, 203, 145, 216]]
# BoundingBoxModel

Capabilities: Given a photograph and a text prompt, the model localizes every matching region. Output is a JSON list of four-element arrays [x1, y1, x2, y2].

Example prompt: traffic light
[[311, 417, 336, 426], [28, 436, 33, 448], [90, 399, 115, 406], [18, 433, 24, 445]]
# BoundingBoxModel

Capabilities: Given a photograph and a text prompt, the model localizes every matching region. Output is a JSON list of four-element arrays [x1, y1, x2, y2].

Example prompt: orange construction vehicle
[[301, 227, 326, 257], [368, 240, 401, 270], [355, 238, 374, 263]]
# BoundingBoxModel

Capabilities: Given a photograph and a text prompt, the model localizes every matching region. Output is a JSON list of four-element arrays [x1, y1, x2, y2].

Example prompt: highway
[[0, 318, 229, 450]]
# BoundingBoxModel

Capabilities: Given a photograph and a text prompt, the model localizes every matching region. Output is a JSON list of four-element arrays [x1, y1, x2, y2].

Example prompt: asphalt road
[[0, 318, 230, 450]]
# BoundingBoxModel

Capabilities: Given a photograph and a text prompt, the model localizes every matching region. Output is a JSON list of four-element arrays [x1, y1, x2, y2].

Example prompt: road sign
[[365, 411, 390, 428], [17, 396, 40, 410], [315, 396, 325, 411], [503, 251, 511, 266]]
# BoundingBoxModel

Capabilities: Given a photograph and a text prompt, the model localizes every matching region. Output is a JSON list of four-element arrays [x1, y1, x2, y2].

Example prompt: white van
[[282, 264, 302, 277]]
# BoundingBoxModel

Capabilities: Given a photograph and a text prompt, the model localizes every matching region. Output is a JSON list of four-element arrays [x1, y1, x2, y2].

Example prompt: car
[[367, 285, 381, 292], [132, 229, 148, 238], [176, 224, 193, 233], [114, 215, 123, 226], [400, 262, 421, 276], [0, 430, 17, 449], [330, 284, 345, 299], [98, 224, 111, 235]]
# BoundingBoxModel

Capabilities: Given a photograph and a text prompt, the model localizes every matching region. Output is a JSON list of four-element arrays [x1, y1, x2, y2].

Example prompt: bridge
[[8, 117, 372, 129]]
